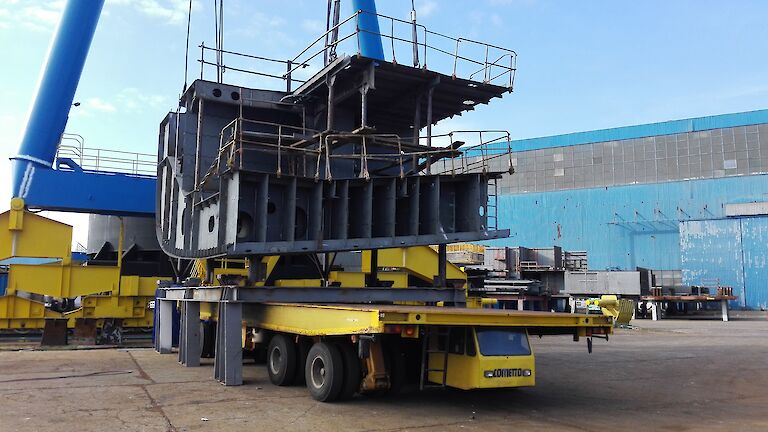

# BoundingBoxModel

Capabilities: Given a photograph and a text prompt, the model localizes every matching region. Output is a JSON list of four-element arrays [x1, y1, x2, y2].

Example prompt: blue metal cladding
[[679, 219, 745, 308], [512, 109, 768, 152], [739, 218, 768, 310], [12, 0, 105, 199], [680, 217, 768, 310], [351, 0, 386, 60], [491, 174, 768, 273]]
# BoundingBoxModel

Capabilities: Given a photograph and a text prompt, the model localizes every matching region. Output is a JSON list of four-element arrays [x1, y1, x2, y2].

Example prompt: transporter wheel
[[293, 337, 312, 386], [267, 334, 297, 386], [305, 342, 344, 402], [337, 342, 362, 400]]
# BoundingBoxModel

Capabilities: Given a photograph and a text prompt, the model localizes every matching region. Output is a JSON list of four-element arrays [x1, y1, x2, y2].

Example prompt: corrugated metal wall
[[679, 219, 745, 307], [492, 174, 768, 272], [740, 218, 768, 310], [680, 217, 768, 310]]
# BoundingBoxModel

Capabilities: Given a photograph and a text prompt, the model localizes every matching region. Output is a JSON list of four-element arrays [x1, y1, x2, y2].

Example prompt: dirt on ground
[[1, 316, 767, 432]]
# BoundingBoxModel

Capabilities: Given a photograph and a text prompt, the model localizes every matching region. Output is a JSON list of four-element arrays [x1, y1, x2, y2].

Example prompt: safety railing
[[195, 118, 323, 191], [203, 117, 513, 184], [56, 134, 156, 176], [287, 10, 517, 89], [198, 44, 311, 92], [427, 130, 514, 176], [195, 10, 517, 92]]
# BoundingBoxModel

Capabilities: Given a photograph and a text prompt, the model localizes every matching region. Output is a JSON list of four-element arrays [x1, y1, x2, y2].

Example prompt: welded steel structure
[[157, 9, 517, 259]]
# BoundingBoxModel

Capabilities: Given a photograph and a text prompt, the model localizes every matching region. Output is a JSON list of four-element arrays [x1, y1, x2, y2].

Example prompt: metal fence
[[56, 134, 156, 176]]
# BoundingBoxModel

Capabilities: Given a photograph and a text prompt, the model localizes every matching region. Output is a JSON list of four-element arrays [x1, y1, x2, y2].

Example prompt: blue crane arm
[[12, 0, 104, 198], [9, 0, 154, 216], [351, 0, 385, 60]]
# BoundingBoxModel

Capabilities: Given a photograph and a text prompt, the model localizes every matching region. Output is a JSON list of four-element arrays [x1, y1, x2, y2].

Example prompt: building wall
[[680, 217, 768, 310], [491, 174, 768, 271], [492, 109, 768, 309], [498, 115, 768, 194]]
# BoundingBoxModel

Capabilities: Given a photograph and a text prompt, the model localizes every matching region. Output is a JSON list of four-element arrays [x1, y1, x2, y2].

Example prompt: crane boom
[[12, 0, 104, 201]]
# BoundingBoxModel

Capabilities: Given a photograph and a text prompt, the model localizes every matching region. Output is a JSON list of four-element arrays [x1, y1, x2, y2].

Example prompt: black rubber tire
[[293, 337, 312, 386], [305, 342, 344, 402], [337, 342, 362, 400], [267, 334, 297, 386]]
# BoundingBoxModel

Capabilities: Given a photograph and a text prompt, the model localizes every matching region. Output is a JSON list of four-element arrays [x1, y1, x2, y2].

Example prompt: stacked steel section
[[157, 10, 517, 259]]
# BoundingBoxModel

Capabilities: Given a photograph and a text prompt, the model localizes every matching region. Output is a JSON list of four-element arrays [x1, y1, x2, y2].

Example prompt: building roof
[[513, 108, 768, 152]]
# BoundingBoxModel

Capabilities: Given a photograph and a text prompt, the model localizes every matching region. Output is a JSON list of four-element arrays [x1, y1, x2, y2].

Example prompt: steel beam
[[213, 299, 243, 386], [178, 301, 201, 367], [161, 285, 467, 305], [155, 298, 174, 354]]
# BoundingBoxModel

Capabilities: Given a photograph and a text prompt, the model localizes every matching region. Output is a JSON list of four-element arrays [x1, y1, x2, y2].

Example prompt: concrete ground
[[1, 316, 767, 432]]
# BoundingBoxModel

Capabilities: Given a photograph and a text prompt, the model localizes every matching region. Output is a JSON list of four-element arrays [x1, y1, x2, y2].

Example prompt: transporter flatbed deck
[[244, 303, 612, 336]]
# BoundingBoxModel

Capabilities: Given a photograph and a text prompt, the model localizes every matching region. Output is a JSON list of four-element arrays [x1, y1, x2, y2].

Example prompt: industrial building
[[490, 109, 768, 310]]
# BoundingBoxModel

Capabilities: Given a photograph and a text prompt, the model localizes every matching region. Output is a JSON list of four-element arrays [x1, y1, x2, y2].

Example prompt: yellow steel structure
[[363, 247, 467, 285], [194, 246, 464, 292], [242, 303, 614, 336], [182, 241, 614, 392], [0, 204, 164, 329]]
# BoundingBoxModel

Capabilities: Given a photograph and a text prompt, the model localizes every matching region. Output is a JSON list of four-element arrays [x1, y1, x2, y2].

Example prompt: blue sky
[[1, 0, 767, 245]]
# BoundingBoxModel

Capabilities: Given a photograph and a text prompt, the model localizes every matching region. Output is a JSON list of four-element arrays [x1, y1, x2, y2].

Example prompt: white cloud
[[488, 0, 538, 5], [70, 97, 117, 118], [228, 11, 295, 50], [0, 1, 65, 32], [85, 97, 116, 113], [70, 88, 168, 118], [109, 0, 199, 25], [0, 114, 21, 210], [0, 114, 22, 154], [115, 87, 168, 114], [417, 0, 438, 18], [301, 19, 324, 34]]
